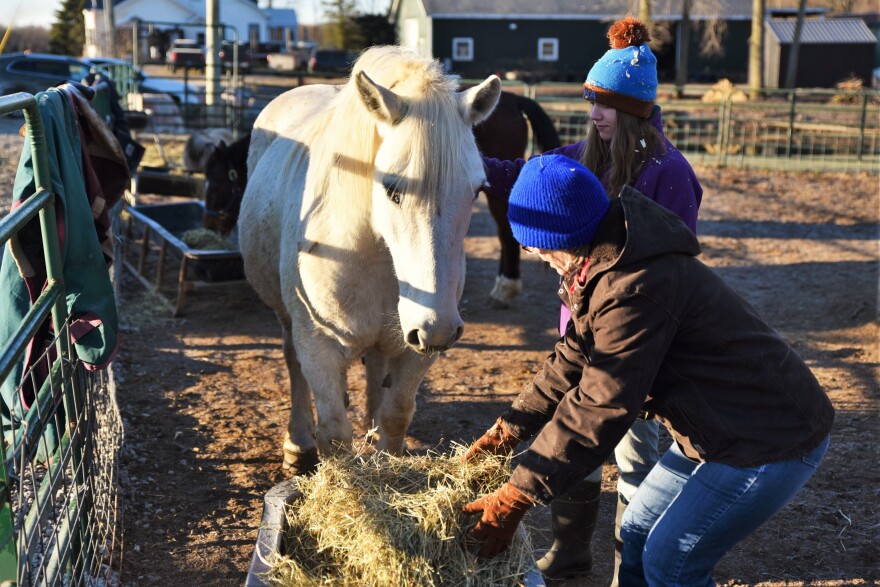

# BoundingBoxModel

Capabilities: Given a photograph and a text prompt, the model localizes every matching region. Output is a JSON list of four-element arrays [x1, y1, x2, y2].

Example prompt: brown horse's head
[[203, 132, 251, 236]]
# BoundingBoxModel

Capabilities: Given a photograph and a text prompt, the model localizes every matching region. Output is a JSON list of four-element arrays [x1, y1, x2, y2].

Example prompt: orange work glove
[[462, 417, 523, 462], [462, 481, 535, 559]]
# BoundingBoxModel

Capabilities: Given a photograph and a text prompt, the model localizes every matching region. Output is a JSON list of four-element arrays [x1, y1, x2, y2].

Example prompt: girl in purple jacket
[[480, 17, 703, 583]]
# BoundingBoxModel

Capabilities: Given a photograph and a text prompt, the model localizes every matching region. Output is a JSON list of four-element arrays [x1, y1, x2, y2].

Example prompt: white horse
[[238, 46, 501, 474]]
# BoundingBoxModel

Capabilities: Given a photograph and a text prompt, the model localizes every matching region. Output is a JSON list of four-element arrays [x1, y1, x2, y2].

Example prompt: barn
[[388, 0, 753, 83], [763, 17, 878, 88]]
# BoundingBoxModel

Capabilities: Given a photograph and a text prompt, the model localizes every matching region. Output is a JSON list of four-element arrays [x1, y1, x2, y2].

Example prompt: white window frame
[[452, 37, 474, 62], [537, 38, 559, 61]]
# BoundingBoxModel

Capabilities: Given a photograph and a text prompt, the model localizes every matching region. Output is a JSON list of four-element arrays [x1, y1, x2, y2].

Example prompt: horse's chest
[[298, 252, 397, 337]]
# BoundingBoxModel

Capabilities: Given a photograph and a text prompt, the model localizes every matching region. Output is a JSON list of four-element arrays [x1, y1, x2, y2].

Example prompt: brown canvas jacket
[[504, 187, 834, 504]]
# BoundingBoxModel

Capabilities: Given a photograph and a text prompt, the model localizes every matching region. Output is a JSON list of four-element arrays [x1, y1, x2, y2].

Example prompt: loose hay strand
[[265, 445, 535, 586]]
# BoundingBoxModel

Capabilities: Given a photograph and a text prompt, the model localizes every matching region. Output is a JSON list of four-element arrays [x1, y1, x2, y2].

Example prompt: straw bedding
[[265, 444, 535, 586]]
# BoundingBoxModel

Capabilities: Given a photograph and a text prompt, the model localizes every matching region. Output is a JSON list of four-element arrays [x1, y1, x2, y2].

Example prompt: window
[[537, 38, 559, 61], [452, 38, 473, 62], [67, 63, 92, 81]]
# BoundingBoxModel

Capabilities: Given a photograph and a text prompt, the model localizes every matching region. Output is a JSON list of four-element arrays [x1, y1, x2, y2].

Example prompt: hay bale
[[830, 77, 864, 104], [701, 79, 748, 103], [265, 446, 535, 586], [181, 228, 236, 250]]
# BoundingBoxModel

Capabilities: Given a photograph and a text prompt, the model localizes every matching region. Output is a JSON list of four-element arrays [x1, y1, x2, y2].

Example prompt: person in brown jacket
[[461, 154, 834, 585]]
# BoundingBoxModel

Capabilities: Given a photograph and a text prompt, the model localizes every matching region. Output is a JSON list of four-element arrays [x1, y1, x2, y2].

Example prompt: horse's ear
[[459, 75, 502, 126], [355, 71, 409, 125]]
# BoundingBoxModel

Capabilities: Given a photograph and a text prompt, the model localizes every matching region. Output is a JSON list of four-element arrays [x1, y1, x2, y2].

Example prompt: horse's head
[[350, 48, 501, 354], [204, 136, 249, 236]]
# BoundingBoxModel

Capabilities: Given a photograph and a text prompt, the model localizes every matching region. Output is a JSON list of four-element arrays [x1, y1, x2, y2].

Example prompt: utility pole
[[206, 0, 220, 107], [104, 0, 117, 56]]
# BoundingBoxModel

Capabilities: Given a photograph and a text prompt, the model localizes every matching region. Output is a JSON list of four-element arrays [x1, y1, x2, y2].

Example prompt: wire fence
[[120, 70, 878, 175]]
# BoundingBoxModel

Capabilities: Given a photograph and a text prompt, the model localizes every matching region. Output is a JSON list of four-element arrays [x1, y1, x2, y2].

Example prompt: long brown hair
[[579, 108, 665, 198]]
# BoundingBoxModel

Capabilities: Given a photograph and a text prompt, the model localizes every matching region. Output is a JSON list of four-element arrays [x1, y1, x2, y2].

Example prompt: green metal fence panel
[[0, 90, 123, 586]]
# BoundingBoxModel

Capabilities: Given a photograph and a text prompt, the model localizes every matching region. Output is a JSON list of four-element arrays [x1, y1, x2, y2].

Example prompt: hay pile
[[266, 446, 535, 587], [181, 228, 236, 250], [701, 79, 748, 103]]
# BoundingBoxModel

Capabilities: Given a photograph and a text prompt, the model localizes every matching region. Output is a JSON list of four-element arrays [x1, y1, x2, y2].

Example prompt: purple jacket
[[482, 106, 703, 331]]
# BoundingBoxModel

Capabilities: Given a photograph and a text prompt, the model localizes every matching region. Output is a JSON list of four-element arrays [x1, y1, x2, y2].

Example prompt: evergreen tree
[[321, 0, 363, 50], [49, 0, 85, 55]]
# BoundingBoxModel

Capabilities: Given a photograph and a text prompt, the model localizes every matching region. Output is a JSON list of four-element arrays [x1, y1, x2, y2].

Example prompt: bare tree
[[748, 0, 765, 98], [784, 0, 808, 88], [0, 25, 51, 53]]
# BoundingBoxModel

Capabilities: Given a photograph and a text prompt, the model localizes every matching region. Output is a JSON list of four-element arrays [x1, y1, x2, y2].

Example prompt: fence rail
[[0, 91, 123, 586]]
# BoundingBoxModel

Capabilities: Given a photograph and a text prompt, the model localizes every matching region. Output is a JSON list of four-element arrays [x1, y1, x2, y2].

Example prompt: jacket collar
[[573, 186, 701, 292]]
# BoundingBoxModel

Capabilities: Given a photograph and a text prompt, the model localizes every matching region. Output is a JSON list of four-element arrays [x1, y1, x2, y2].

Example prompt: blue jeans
[[618, 437, 830, 586], [582, 418, 660, 498]]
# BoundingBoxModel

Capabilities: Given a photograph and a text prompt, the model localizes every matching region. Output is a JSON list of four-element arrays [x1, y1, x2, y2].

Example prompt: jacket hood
[[586, 186, 701, 281]]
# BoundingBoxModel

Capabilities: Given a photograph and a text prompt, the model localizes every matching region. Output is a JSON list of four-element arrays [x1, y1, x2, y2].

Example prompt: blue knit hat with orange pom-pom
[[583, 16, 658, 118]]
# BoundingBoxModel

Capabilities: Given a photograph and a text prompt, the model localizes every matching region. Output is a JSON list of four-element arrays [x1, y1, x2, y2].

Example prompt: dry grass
[[266, 442, 535, 587]]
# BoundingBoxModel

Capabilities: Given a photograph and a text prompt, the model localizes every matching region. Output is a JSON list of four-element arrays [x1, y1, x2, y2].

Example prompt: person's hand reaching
[[462, 417, 522, 462], [462, 481, 535, 558]]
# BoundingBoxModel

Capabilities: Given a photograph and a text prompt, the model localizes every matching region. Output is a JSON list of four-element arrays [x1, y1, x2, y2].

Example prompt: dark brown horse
[[473, 91, 561, 308], [202, 92, 560, 307], [202, 132, 251, 236]]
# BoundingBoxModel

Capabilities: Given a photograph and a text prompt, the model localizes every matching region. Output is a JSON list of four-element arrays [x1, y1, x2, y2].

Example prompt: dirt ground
[[1, 116, 878, 586]]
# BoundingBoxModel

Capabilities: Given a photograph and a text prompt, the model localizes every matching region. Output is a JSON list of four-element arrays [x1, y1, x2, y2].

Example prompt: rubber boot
[[536, 479, 602, 581], [610, 493, 627, 587]]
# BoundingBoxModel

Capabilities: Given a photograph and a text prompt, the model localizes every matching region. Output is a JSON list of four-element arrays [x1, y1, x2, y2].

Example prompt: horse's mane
[[293, 46, 467, 224]]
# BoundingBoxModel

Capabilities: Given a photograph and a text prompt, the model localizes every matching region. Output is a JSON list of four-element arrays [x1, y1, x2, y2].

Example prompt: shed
[[390, 0, 753, 82], [763, 18, 877, 88]]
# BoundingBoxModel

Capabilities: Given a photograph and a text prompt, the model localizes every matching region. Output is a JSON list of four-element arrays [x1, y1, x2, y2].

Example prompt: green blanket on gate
[[0, 87, 121, 438]]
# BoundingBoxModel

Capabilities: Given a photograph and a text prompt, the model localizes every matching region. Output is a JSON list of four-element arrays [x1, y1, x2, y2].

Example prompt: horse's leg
[[363, 349, 387, 431], [279, 318, 319, 475], [371, 351, 437, 455], [291, 330, 353, 458], [485, 194, 523, 309]]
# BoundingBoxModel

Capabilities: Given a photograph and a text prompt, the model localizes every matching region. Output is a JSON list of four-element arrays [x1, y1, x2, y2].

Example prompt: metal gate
[[0, 91, 123, 586]]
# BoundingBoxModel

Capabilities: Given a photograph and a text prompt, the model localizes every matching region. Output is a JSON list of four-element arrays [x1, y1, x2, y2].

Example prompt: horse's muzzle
[[405, 324, 464, 355]]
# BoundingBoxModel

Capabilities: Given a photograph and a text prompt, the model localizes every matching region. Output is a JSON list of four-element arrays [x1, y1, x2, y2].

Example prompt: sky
[[9, 0, 392, 28]]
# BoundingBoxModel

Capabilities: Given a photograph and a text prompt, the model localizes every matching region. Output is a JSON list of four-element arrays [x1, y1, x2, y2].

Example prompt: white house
[[84, 0, 297, 57]]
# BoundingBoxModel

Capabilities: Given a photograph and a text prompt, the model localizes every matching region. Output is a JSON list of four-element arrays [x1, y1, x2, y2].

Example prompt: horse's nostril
[[405, 329, 421, 347], [453, 325, 464, 343]]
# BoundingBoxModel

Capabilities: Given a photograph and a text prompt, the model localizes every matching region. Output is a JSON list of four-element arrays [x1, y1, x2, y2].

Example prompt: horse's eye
[[228, 169, 238, 182], [386, 186, 403, 205]]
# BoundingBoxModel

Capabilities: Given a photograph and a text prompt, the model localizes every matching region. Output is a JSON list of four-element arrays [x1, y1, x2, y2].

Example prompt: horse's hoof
[[487, 275, 522, 309], [487, 295, 511, 309], [282, 447, 319, 476]]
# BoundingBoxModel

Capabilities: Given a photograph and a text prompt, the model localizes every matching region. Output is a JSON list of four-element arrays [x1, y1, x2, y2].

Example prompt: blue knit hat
[[508, 155, 610, 251], [583, 17, 658, 118]]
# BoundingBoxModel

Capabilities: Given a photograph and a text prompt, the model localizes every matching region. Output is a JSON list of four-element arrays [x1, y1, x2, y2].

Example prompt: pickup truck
[[266, 42, 316, 72], [267, 49, 309, 72], [166, 39, 205, 73]]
